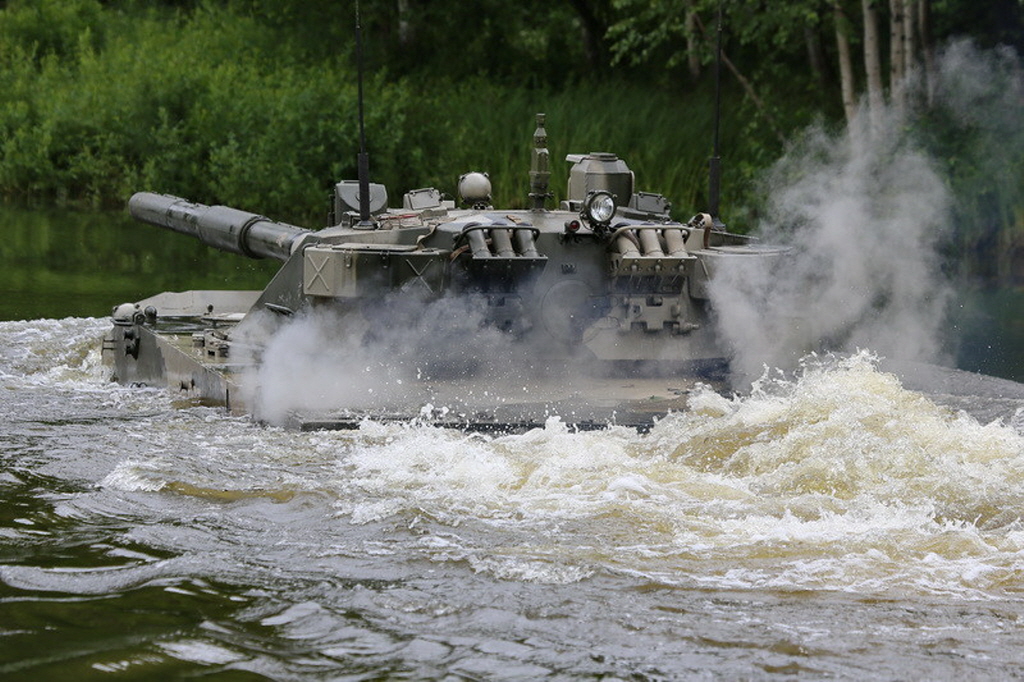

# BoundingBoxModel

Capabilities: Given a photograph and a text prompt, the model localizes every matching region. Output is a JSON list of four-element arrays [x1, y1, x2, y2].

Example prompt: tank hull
[[105, 196, 792, 430], [102, 289, 729, 431]]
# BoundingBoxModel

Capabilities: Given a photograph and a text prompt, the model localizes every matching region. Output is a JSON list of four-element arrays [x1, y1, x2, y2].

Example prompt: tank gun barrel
[[128, 192, 313, 262]]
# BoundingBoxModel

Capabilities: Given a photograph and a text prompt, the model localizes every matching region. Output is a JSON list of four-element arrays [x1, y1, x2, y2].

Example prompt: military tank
[[102, 114, 787, 431]]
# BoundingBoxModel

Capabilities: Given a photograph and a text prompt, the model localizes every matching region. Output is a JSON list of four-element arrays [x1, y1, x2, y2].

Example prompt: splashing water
[[96, 343, 1024, 598]]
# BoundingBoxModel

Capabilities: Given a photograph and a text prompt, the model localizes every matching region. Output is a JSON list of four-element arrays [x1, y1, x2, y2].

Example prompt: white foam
[[11, 321, 1024, 596]]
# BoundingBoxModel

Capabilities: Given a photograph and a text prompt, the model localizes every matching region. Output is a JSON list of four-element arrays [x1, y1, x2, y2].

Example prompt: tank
[[102, 114, 788, 431]]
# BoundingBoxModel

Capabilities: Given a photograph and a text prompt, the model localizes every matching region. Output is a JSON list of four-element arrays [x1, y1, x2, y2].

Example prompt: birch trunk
[[806, 26, 828, 88], [919, 0, 936, 104], [397, 0, 411, 45], [904, 0, 916, 82], [863, 0, 885, 125], [890, 0, 906, 110], [890, 0, 904, 84], [835, 2, 858, 125]]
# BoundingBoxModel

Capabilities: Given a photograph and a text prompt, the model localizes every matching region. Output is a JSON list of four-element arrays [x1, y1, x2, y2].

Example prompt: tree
[[862, 0, 884, 124], [835, 1, 858, 124], [604, 0, 1021, 129]]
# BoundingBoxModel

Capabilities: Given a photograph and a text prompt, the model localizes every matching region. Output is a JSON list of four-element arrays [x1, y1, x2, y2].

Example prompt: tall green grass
[[403, 79, 753, 219]]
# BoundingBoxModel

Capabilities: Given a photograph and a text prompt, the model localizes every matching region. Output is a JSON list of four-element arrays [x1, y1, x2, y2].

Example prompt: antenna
[[355, 1, 372, 227], [708, 1, 723, 220]]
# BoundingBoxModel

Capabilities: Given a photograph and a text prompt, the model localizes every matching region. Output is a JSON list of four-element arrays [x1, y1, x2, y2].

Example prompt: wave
[[95, 351, 1024, 596]]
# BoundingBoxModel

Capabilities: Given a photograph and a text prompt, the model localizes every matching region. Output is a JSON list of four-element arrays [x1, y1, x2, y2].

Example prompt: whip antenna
[[355, 1, 372, 226], [708, 2, 723, 220]]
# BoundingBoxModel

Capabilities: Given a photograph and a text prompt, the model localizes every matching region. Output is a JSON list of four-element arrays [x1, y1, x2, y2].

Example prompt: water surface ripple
[[3, 318, 1024, 679]]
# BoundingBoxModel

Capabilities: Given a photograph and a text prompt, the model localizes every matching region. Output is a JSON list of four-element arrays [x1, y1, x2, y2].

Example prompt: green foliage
[[0, 0, 105, 63], [608, 0, 820, 71], [0, 2, 412, 221], [0, 0, 1019, 260], [608, 0, 692, 70], [0, 0, 770, 226], [226, 0, 604, 85]]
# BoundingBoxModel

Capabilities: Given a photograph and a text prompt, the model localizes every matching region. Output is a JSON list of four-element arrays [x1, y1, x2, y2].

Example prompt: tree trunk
[[862, 0, 885, 124], [918, 0, 935, 104], [567, 0, 607, 73], [889, 0, 904, 84], [397, 0, 411, 46], [904, 0, 916, 83], [719, 49, 786, 144], [834, 2, 858, 125], [805, 25, 829, 89], [890, 0, 906, 110], [686, 7, 701, 79]]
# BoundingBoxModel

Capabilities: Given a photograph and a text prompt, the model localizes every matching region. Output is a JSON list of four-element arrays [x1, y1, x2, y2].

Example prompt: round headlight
[[583, 191, 616, 225], [458, 171, 492, 205]]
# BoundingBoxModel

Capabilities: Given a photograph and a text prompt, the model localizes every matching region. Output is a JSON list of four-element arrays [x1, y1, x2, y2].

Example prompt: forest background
[[0, 0, 1022, 282]]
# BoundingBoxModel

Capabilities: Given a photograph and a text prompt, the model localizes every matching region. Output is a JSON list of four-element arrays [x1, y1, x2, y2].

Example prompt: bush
[[0, 3, 411, 219]]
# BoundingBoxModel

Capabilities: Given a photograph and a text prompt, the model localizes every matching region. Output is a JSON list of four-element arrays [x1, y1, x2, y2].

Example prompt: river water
[[4, 210, 1024, 679]]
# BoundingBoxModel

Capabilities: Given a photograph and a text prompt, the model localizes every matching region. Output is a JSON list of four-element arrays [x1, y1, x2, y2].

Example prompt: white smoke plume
[[236, 294, 520, 425], [235, 291, 579, 426], [710, 40, 1023, 383]]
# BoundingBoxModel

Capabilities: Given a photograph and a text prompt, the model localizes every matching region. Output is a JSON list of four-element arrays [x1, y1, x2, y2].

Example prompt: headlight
[[582, 191, 616, 225]]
